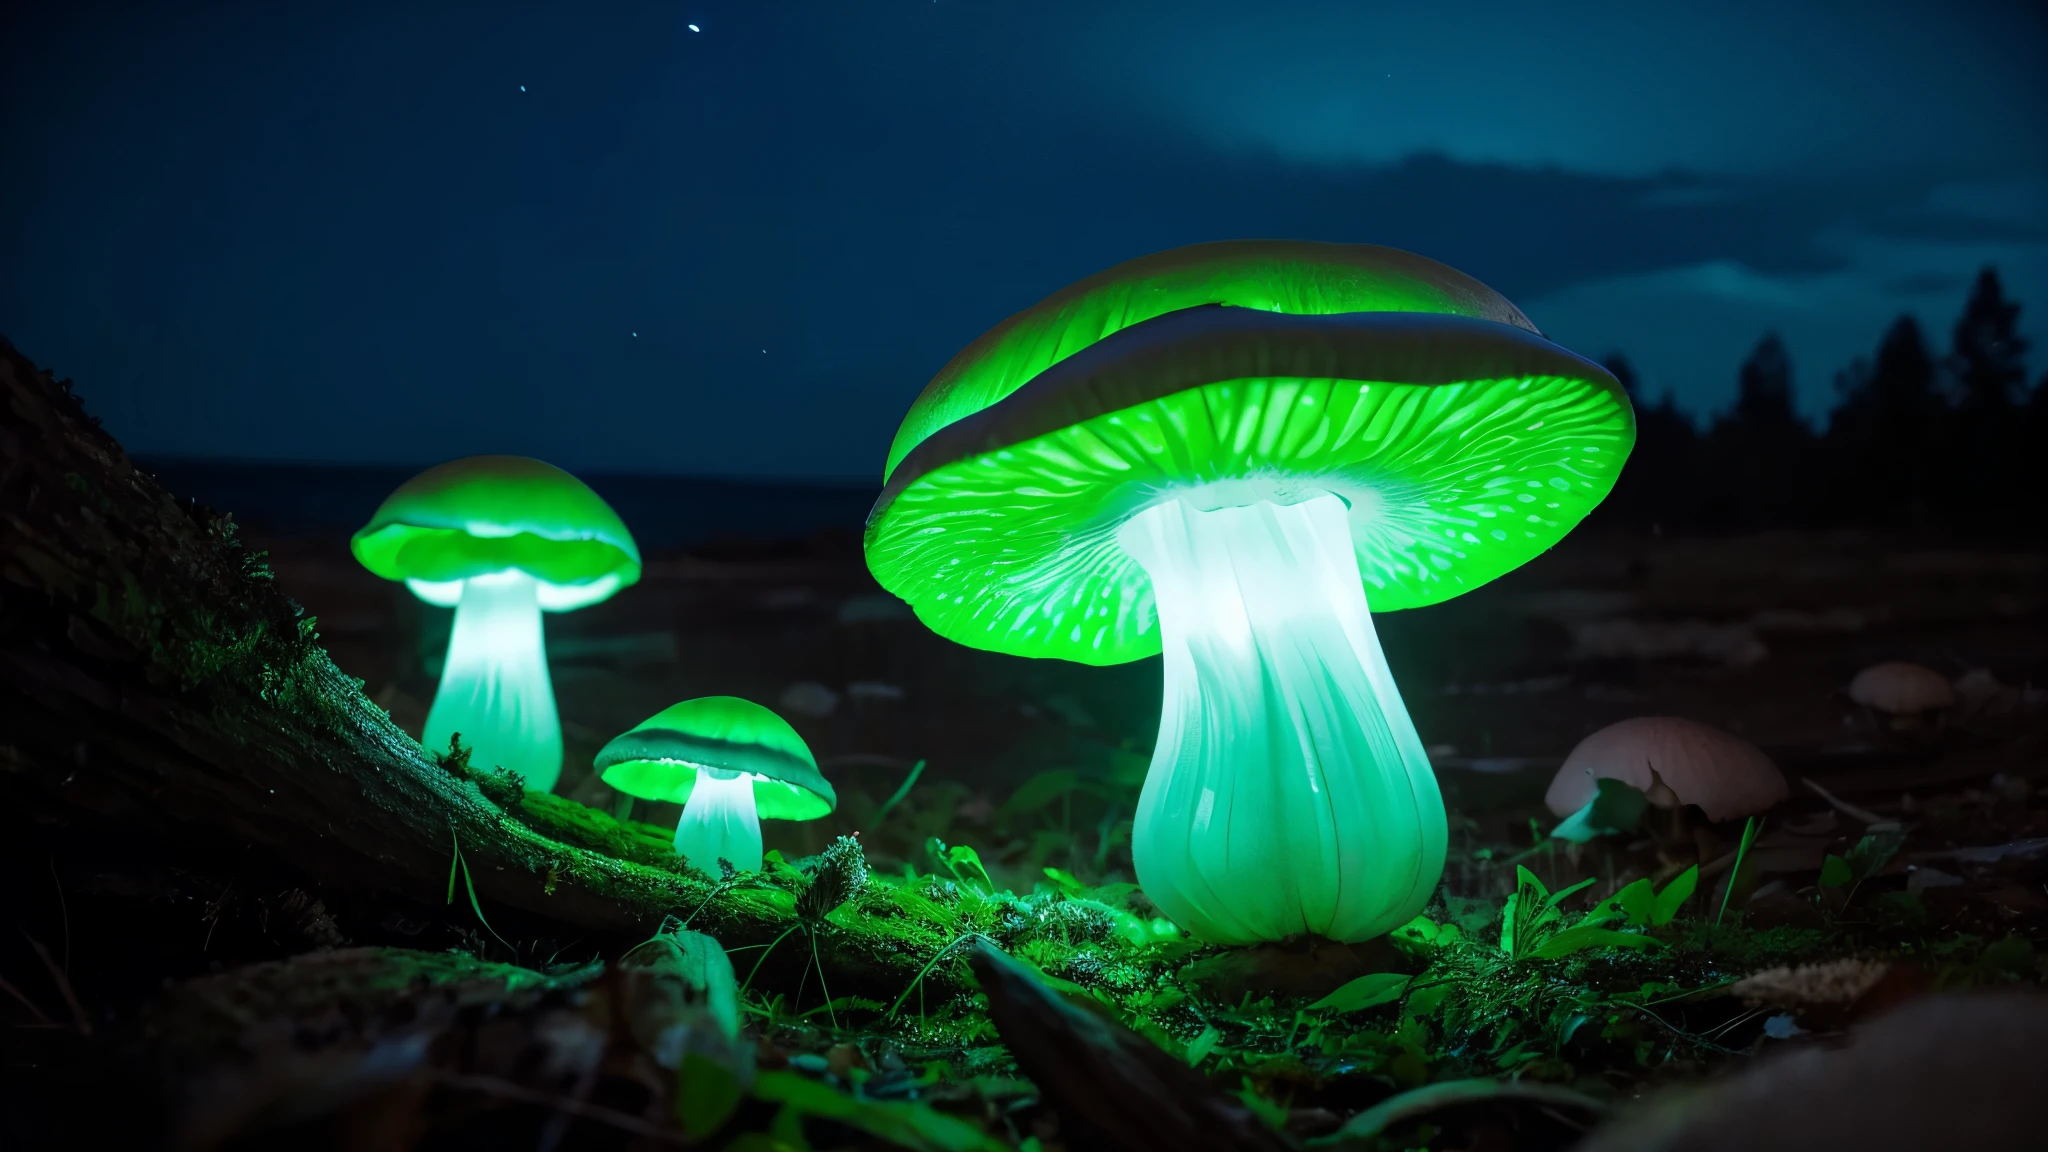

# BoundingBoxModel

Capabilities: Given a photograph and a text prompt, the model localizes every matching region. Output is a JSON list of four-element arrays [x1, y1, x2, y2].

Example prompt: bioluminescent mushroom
[[865, 241, 1634, 944], [352, 456, 639, 792], [595, 696, 835, 876], [1544, 716, 1787, 825]]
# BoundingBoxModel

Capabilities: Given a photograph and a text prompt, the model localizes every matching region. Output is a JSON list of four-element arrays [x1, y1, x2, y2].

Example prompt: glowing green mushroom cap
[[350, 455, 641, 611], [883, 240, 1541, 481], [865, 304, 1634, 666], [594, 696, 835, 819]]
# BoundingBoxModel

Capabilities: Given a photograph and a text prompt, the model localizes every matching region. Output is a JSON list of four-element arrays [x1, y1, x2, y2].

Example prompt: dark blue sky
[[4, 1, 2043, 478]]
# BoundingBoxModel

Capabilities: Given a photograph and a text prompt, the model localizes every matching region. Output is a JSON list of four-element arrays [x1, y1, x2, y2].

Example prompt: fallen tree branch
[[0, 340, 952, 996]]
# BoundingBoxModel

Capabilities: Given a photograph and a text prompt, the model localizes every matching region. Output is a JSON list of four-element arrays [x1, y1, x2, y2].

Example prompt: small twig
[[1639, 979, 1738, 1007], [810, 930, 838, 1030], [887, 932, 982, 1020], [22, 933, 89, 1036], [0, 972, 56, 1026], [48, 858, 70, 974], [1801, 777, 1884, 825], [680, 870, 742, 930], [1703, 1005, 1767, 1041], [741, 925, 801, 998], [202, 880, 235, 953], [433, 1073, 685, 1144], [1629, 1004, 1743, 1055]]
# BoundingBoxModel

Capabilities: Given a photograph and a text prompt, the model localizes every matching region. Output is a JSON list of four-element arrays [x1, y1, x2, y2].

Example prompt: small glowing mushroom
[[866, 241, 1635, 945], [1848, 661, 1954, 728], [1545, 717, 1787, 824], [352, 456, 640, 792], [595, 696, 836, 876]]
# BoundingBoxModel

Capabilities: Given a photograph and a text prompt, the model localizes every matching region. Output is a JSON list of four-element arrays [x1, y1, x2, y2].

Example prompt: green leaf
[[925, 838, 995, 895], [1502, 866, 1562, 959], [1843, 828, 1907, 882], [1000, 770, 1081, 817], [1818, 854, 1853, 888], [1650, 866, 1698, 925], [1235, 1077, 1291, 1130], [1543, 876, 1598, 912], [1586, 879, 1656, 927], [1183, 1024, 1221, 1066], [1404, 982, 1451, 1020], [1390, 914, 1463, 953], [1041, 866, 1088, 896], [1548, 777, 1651, 843], [676, 1051, 743, 1139], [1311, 972, 1412, 1013], [752, 1070, 1008, 1152], [1527, 924, 1664, 959]]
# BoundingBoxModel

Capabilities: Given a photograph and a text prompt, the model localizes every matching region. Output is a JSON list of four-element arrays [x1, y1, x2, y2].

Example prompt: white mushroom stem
[[674, 769, 763, 876], [1121, 493, 1447, 944], [423, 570, 564, 791]]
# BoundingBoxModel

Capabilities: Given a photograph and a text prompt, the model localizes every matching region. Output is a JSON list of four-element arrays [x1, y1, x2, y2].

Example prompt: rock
[[1573, 991, 2048, 1151]]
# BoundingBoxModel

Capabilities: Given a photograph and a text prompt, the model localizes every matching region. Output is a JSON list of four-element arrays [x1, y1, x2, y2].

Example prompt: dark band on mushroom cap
[[595, 696, 835, 819], [885, 240, 1542, 481]]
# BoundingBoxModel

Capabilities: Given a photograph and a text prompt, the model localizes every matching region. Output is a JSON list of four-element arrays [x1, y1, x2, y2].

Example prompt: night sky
[[4, 1, 2043, 479]]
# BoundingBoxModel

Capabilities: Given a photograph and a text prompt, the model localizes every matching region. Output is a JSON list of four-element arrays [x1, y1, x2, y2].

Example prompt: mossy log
[[0, 341, 948, 995]]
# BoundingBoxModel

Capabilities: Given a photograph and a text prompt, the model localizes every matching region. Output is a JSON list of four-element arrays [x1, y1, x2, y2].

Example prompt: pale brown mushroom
[[1848, 661, 1954, 717], [1544, 716, 1788, 823]]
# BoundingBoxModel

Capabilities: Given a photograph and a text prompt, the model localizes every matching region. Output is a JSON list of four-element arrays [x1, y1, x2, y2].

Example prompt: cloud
[[1073, 0, 2048, 180], [1525, 180, 2048, 419]]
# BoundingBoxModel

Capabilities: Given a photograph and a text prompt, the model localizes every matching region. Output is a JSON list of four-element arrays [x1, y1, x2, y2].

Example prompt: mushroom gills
[[423, 569, 564, 791], [674, 768, 764, 876], [1122, 493, 1447, 944]]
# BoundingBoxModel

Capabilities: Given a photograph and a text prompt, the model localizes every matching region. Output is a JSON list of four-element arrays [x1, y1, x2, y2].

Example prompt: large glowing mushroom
[[595, 696, 836, 876], [352, 456, 640, 792], [865, 241, 1634, 944]]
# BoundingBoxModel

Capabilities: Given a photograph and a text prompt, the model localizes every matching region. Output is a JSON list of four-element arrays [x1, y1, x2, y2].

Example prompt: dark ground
[[257, 504, 2044, 871]]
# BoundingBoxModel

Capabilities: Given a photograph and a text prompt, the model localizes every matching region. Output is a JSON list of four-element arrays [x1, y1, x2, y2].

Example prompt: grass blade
[[867, 759, 927, 834], [448, 828, 516, 953], [1715, 816, 1762, 927]]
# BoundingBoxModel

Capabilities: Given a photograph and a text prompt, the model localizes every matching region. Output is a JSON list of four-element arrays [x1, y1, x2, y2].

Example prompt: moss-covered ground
[[455, 724, 2048, 1149]]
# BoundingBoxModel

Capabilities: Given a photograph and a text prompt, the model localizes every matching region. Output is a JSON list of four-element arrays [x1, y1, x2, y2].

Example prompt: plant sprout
[[595, 696, 836, 876], [865, 242, 1634, 944], [352, 455, 639, 792]]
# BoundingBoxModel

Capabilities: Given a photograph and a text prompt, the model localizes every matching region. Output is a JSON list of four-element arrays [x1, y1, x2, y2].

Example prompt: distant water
[[136, 457, 881, 550]]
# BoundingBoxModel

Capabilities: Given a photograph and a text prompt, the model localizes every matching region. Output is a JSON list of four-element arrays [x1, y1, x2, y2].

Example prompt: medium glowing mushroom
[[595, 696, 836, 876], [865, 241, 1635, 945], [1544, 716, 1787, 824], [352, 456, 640, 792]]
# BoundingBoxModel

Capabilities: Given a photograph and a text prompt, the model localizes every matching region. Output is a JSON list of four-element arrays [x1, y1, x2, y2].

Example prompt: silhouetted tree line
[[1598, 267, 2045, 542]]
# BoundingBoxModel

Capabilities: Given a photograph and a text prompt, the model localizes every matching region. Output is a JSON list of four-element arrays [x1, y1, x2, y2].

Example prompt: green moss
[[513, 788, 684, 869]]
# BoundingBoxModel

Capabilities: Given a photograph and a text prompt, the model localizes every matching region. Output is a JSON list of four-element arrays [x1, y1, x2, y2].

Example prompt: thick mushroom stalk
[[673, 769, 764, 875], [423, 570, 563, 790], [1121, 494, 1446, 944]]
